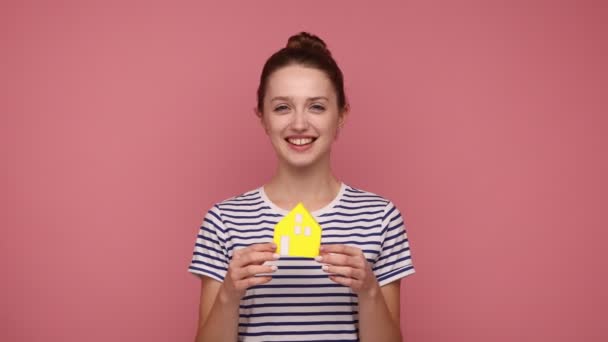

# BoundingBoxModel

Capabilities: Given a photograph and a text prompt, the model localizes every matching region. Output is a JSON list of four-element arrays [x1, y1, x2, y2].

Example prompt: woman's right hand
[[220, 242, 279, 302]]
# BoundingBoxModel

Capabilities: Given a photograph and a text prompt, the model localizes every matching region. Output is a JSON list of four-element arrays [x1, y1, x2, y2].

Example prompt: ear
[[338, 103, 350, 128], [253, 106, 263, 118], [254, 107, 268, 134]]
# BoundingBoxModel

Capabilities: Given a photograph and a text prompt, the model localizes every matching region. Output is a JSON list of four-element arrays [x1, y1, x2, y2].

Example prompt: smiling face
[[257, 64, 348, 169]]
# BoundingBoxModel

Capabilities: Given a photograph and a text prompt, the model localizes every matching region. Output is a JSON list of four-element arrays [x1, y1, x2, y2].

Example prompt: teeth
[[288, 138, 314, 146]]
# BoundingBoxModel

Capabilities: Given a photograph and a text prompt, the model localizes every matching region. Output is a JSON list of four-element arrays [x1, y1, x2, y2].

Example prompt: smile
[[285, 137, 317, 146]]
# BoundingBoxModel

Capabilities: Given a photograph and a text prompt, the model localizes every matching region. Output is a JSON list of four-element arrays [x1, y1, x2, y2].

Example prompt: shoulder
[[341, 183, 403, 219], [342, 183, 392, 206], [211, 187, 264, 210]]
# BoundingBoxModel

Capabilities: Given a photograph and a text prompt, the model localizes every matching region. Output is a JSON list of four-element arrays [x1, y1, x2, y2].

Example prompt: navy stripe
[[334, 204, 386, 210], [193, 251, 225, 264], [223, 219, 278, 227], [276, 340, 358, 342], [203, 217, 225, 234], [321, 240, 381, 246], [320, 224, 379, 231], [373, 255, 412, 271], [220, 200, 264, 207], [274, 340, 359, 342], [239, 329, 358, 337], [385, 220, 403, 235], [239, 320, 358, 327], [243, 293, 356, 300], [275, 265, 324, 270], [230, 233, 274, 241], [388, 211, 403, 224], [228, 243, 264, 252], [319, 209, 384, 217], [226, 195, 262, 202], [194, 243, 224, 256], [376, 264, 414, 282], [343, 193, 385, 200], [239, 311, 358, 318], [206, 210, 224, 226], [381, 219, 401, 236], [322, 231, 383, 239], [191, 259, 227, 271], [189, 266, 224, 280], [220, 206, 271, 213], [226, 226, 274, 234], [362, 249, 380, 256], [196, 233, 223, 247], [382, 238, 408, 252], [240, 302, 355, 309], [277, 257, 316, 261], [375, 247, 410, 263], [222, 212, 281, 219], [318, 218, 380, 225], [385, 229, 406, 243], [382, 205, 397, 222], [342, 198, 387, 204], [270, 274, 338, 279], [251, 283, 344, 289]]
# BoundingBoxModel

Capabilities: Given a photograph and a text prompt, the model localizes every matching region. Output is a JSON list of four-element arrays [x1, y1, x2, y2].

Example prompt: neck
[[264, 156, 341, 211]]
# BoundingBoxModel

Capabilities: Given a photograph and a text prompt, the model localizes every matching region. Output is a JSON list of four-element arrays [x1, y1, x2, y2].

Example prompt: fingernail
[[271, 265, 278, 272], [273, 253, 280, 259], [322, 265, 329, 272], [314, 256, 323, 262], [319, 246, 325, 251]]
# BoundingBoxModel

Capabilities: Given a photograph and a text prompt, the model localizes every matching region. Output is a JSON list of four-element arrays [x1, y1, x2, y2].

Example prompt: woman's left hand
[[315, 244, 380, 299]]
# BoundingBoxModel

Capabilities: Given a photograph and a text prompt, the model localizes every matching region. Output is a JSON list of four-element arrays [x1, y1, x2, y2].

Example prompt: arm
[[193, 243, 279, 342], [194, 277, 240, 342], [357, 200, 414, 341], [357, 280, 402, 342], [316, 244, 405, 342]]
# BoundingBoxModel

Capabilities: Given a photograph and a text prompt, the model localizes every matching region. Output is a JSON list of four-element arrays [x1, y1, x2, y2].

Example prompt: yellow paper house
[[273, 203, 322, 258]]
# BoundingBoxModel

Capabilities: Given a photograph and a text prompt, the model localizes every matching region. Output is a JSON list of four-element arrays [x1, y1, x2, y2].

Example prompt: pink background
[[2, 1, 607, 341]]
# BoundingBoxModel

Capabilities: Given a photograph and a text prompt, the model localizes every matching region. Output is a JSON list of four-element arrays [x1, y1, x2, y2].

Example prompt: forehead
[[266, 65, 335, 100]]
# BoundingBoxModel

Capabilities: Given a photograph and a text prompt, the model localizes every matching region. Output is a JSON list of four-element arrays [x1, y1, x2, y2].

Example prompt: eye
[[273, 105, 290, 113], [310, 104, 326, 113]]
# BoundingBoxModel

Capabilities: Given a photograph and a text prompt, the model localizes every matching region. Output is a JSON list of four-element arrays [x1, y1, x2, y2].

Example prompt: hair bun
[[286, 32, 332, 57]]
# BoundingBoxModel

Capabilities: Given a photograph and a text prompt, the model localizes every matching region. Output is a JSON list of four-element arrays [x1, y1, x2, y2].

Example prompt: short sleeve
[[187, 205, 229, 282], [373, 201, 415, 286]]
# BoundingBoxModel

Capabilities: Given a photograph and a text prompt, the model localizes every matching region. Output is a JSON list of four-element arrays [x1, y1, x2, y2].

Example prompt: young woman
[[188, 32, 415, 342]]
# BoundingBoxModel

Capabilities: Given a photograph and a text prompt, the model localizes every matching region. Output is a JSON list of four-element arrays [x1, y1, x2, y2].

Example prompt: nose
[[291, 109, 309, 131]]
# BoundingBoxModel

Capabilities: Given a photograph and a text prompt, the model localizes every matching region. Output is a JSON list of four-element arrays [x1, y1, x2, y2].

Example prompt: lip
[[285, 135, 317, 139], [285, 136, 317, 152]]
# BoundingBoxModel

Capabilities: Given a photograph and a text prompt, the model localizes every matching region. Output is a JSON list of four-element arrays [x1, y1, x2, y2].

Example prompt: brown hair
[[256, 32, 347, 114]]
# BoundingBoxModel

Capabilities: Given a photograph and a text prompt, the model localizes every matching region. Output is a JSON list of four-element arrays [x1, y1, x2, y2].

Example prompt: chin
[[281, 157, 317, 169]]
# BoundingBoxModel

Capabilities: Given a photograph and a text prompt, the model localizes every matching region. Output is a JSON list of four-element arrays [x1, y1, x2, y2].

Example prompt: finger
[[329, 275, 357, 288], [233, 251, 280, 268], [320, 244, 363, 257], [237, 275, 273, 290], [235, 264, 278, 280], [249, 242, 278, 252], [322, 265, 365, 280], [236, 242, 277, 257], [316, 253, 364, 269]]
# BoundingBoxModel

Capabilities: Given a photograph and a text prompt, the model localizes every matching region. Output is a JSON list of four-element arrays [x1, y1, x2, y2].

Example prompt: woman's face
[[258, 65, 347, 169]]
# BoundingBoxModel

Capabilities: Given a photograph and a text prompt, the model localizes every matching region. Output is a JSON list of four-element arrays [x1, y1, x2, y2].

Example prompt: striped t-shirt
[[188, 182, 415, 342]]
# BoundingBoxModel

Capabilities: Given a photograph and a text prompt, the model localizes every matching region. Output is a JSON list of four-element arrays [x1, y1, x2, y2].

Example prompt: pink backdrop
[[2, 1, 607, 341]]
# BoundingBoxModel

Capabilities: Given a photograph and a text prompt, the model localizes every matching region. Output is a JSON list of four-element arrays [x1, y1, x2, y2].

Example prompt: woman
[[188, 32, 415, 342]]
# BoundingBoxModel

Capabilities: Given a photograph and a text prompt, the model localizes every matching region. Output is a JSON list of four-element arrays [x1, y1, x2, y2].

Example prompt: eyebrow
[[270, 96, 329, 102]]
